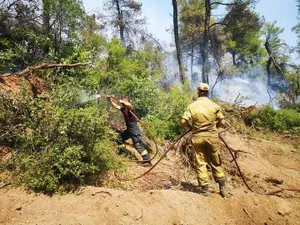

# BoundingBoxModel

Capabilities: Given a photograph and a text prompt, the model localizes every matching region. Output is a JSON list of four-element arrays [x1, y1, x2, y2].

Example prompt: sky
[[82, 0, 299, 49]]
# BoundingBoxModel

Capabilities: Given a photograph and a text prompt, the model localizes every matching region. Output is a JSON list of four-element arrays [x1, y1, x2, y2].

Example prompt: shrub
[[1, 82, 118, 193], [143, 84, 194, 140], [247, 105, 300, 133]]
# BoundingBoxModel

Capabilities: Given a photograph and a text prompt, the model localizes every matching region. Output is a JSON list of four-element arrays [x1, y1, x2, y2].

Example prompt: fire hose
[[219, 121, 253, 192], [116, 129, 191, 181], [103, 94, 254, 191], [107, 96, 300, 196], [218, 134, 253, 192]]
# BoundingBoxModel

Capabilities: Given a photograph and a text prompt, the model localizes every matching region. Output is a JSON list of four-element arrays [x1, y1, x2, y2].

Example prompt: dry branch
[[243, 208, 257, 224], [2, 62, 90, 77], [266, 188, 300, 196]]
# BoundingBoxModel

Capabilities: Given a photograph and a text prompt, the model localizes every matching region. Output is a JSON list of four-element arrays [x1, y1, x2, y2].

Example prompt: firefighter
[[181, 83, 228, 197], [108, 96, 152, 167]]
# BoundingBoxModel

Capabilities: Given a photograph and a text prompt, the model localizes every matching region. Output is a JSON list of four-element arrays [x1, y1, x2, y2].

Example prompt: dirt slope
[[1, 133, 300, 225], [1, 186, 300, 225]]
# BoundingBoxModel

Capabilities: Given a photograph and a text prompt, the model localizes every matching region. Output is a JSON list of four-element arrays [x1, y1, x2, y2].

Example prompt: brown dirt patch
[[1, 132, 300, 225], [0, 75, 49, 96]]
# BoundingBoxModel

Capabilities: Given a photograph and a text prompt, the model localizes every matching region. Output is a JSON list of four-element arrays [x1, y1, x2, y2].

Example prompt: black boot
[[198, 185, 210, 196], [217, 179, 228, 198], [139, 154, 152, 167], [117, 146, 128, 155]]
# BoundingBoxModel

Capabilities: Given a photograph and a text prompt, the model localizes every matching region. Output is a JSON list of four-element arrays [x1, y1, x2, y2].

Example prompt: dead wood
[[2, 62, 89, 77], [266, 188, 300, 196], [243, 208, 257, 224]]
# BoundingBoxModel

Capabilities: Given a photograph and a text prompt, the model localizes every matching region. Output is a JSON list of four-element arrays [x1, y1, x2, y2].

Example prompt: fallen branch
[[2, 62, 90, 77], [243, 208, 257, 224], [0, 182, 12, 189], [116, 130, 191, 181], [266, 188, 300, 196], [91, 190, 112, 197]]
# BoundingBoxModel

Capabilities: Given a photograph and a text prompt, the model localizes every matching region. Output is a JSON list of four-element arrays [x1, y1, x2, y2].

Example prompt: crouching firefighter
[[108, 96, 152, 167], [181, 83, 228, 198]]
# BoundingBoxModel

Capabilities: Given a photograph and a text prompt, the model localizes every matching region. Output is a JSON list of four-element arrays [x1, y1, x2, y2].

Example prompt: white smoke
[[211, 66, 280, 109]]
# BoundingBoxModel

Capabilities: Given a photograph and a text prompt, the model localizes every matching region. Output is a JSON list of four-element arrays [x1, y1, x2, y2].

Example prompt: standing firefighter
[[108, 96, 152, 167], [181, 83, 227, 197]]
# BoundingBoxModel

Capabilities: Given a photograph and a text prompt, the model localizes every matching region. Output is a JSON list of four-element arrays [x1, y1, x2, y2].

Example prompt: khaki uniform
[[182, 97, 225, 187]]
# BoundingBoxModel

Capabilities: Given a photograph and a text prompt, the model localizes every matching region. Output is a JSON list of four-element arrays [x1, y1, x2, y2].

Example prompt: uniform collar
[[197, 96, 208, 100]]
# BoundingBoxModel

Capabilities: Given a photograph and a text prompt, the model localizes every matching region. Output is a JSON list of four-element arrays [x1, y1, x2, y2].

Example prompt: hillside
[[1, 0, 300, 224], [1, 132, 300, 225]]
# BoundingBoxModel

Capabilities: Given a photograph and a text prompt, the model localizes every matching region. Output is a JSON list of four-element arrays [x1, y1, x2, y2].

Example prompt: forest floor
[[1, 131, 300, 225]]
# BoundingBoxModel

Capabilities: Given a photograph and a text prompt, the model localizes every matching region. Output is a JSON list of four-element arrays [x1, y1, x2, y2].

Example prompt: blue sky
[[82, 0, 299, 48]]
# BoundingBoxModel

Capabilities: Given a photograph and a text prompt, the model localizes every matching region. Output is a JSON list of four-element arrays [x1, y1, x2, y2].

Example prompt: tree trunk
[[42, 0, 51, 55], [266, 57, 272, 89], [116, 0, 125, 45], [264, 39, 288, 83], [200, 47, 207, 83], [191, 46, 194, 78], [201, 0, 211, 84], [172, 0, 186, 84], [232, 52, 236, 66]]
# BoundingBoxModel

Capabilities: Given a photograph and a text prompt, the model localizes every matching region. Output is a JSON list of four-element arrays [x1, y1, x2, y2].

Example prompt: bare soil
[[1, 132, 300, 225], [0, 75, 49, 96]]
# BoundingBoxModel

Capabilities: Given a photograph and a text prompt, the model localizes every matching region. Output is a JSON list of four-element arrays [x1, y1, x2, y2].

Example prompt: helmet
[[197, 83, 209, 91]]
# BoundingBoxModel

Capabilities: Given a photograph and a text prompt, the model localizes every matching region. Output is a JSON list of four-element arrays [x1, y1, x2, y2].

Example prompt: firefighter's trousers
[[117, 122, 149, 158], [192, 133, 225, 187]]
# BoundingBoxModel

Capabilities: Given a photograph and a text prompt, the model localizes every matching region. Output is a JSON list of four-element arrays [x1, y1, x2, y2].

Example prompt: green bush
[[12, 140, 116, 193], [143, 85, 194, 140], [1, 82, 118, 193], [247, 105, 300, 133]]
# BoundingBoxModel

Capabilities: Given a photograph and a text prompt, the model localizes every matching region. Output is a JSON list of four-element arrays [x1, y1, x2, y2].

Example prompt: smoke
[[211, 66, 280, 109]]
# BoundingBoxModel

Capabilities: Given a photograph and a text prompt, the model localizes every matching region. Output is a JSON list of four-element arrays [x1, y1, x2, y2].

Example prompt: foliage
[[102, 0, 144, 45], [0, 81, 117, 193], [2, 0, 300, 194], [0, 0, 86, 73], [222, 1, 264, 66], [263, 21, 290, 91], [293, 0, 300, 55], [246, 105, 300, 133], [98, 38, 164, 116], [144, 84, 194, 140], [179, 0, 205, 76]]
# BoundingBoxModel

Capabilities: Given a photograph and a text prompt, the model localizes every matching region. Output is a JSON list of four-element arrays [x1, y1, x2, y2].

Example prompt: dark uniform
[[117, 107, 151, 161]]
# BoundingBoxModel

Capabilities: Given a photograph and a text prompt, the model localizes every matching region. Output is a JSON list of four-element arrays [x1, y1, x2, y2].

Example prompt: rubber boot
[[139, 154, 152, 167], [199, 185, 210, 196], [116, 143, 127, 155], [217, 179, 228, 198]]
